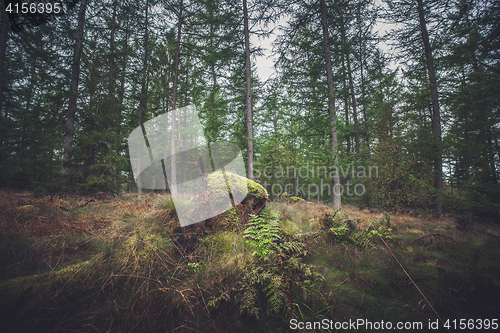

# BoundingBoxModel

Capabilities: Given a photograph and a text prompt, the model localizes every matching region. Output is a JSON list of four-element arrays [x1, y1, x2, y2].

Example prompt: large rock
[[209, 171, 268, 224], [177, 171, 268, 249]]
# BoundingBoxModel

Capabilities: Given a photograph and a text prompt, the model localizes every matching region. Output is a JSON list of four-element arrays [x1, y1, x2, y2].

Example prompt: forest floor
[[0, 189, 499, 332]]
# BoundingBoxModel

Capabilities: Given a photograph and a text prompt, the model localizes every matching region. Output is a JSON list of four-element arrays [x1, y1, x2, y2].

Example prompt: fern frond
[[264, 274, 285, 314]]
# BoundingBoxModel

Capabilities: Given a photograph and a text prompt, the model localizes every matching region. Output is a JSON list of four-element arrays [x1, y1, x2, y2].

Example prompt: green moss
[[279, 219, 301, 236], [219, 207, 241, 229], [246, 178, 268, 199], [17, 205, 39, 215], [0, 258, 95, 303], [206, 171, 268, 203], [290, 196, 305, 202]]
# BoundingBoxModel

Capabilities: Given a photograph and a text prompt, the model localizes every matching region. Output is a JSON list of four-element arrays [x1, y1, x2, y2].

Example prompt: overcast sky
[[250, 5, 397, 84]]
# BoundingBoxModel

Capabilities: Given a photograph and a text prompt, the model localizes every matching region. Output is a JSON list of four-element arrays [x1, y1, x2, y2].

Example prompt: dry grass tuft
[[1, 190, 499, 332], [0, 189, 115, 237], [270, 199, 456, 236]]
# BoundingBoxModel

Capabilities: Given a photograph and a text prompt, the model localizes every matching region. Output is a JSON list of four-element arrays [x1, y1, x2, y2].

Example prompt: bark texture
[[320, 0, 341, 210], [243, 0, 254, 180], [417, 0, 442, 217], [170, 0, 184, 195], [0, 9, 9, 119], [137, 0, 149, 195], [62, 0, 89, 175]]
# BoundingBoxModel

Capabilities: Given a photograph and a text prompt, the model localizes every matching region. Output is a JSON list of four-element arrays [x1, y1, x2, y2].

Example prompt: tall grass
[[0, 190, 499, 332]]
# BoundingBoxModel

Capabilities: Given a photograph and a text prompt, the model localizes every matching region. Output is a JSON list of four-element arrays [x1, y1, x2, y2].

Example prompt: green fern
[[209, 208, 326, 319], [264, 274, 285, 314], [320, 211, 380, 248], [244, 209, 282, 259]]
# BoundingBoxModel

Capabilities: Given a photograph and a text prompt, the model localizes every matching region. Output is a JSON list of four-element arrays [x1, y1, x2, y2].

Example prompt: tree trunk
[[320, 0, 341, 210], [417, 0, 442, 217], [340, 13, 351, 157], [137, 0, 149, 195], [62, 0, 89, 175], [340, 5, 360, 160], [171, 0, 183, 108], [486, 131, 496, 182], [342, 55, 351, 155], [105, 0, 118, 188], [0, 8, 9, 119], [181, 59, 188, 185], [243, 0, 254, 180], [170, 0, 183, 195], [115, 23, 130, 190], [18, 57, 37, 169], [346, 53, 360, 159], [342, 58, 352, 196], [109, 0, 117, 99]]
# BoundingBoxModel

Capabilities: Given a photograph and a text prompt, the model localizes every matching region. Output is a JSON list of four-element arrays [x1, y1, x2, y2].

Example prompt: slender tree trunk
[[170, 0, 183, 195], [346, 53, 360, 159], [320, 0, 341, 210], [209, 63, 219, 169], [137, 0, 149, 195], [115, 25, 129, 190], [340, 11, 354, 196], [343, 101, 350, 150], [210, 11, 217, 105], [211, 64, 217, 104], [109, 0, 117, 99], [360, 51, 369, 159], [0, 8, 9, 119], [340, 6, 360, 160], [342, 60, 352, 196], [171, 0, 183, 107], [243, 0, 253, 180], [128, 171, 133, 192], [486, 131, 496, 182], [106, 0, 120, 187], [417, 0, 442, 217], [340, 13, 351, 157], [106, 0, 118, 178], [119, 29, 128, 105], [48, 149, 54, 182], [62, 0, 88, 175], [356, 5, 368, 156], [182, 60, 188, 185], [18, 57, 37, 169]]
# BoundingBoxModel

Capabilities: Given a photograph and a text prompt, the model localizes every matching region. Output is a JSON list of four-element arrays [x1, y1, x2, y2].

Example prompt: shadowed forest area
[[0, 0, 500, 332]]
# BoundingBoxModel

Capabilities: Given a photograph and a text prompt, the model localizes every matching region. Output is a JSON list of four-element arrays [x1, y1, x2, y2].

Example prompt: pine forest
[[0, 0, 499, 331]]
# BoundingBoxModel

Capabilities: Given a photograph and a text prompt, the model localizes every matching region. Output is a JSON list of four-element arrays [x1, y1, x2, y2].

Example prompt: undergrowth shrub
[[244, 210, 282, 259], [365, 142, 432, 210], [455, 213, 475, 231], [218, 207, 242, 230], [2, 191, 500, 331], [319, 210, 395, 248], [209, 208, 326, 319], [368, 217, 394, 244], [446, 183, 500, 220]]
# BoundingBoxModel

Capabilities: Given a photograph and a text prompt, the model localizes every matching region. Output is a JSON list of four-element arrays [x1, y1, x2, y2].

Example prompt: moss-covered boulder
[[176, 171, 268, 249], [205, 170, 268, 215]]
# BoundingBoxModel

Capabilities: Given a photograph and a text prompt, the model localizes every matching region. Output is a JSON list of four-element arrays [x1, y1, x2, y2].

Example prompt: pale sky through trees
[[2, 0, 496, 218], [251, 7, 397, 84]]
